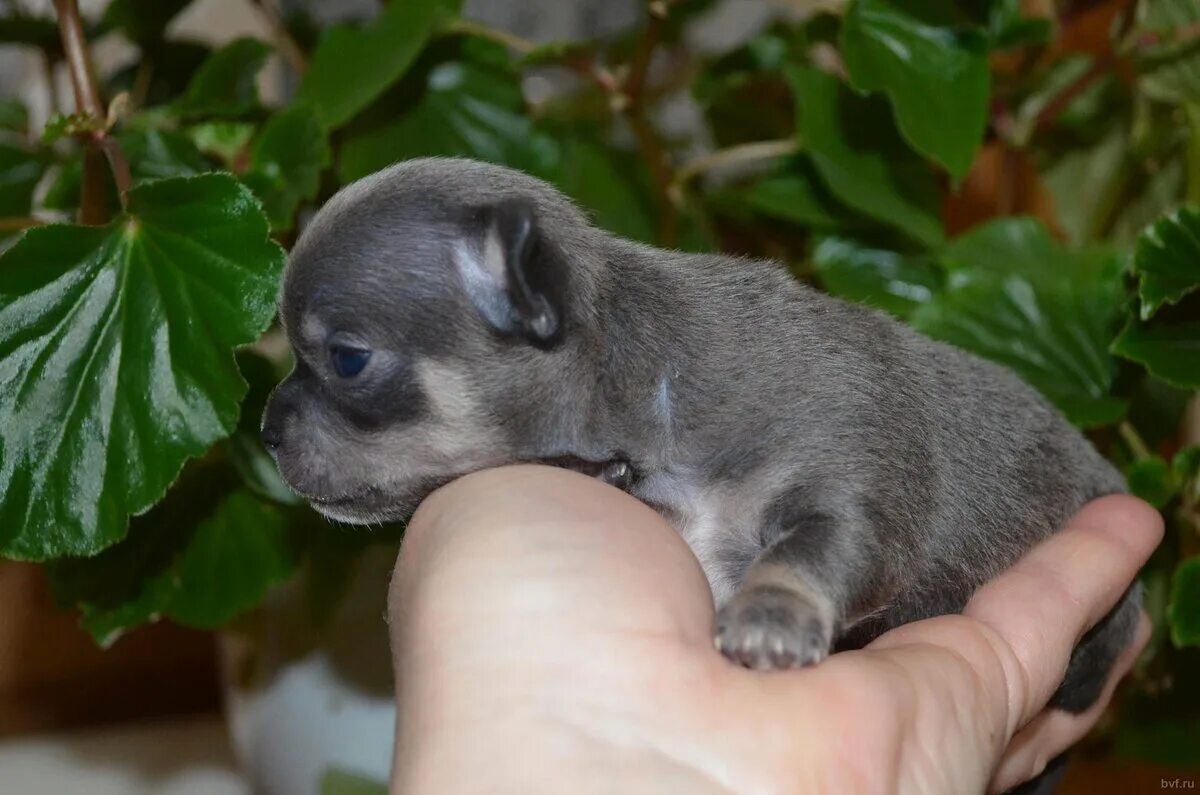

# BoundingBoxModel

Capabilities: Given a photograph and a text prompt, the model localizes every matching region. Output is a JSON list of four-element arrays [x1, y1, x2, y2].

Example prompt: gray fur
[[262, 157, 1139, 712]]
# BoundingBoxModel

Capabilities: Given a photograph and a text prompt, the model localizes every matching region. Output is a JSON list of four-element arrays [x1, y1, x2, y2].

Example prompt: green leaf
[[101, 0, 195, 46], [225, 351, 301, 506], [339, 42, 557, 184], [107, 40, 212, 109], [1012, 55, 1109, 143], [166, 490, 298, 626], [1109, 159, 1186, 247], [1131, 205, 1200, 320], [841, 0, 990, 179], [786, 65, 944, 248], [48, 472, 302, 644], [0, 14, 61, 52], [242, 105, 330, 231], [174, 37, 272, 119], [320, 769, 388, 795], [1125, 456, 1177, 507], [0, 174, 286, 560], [987, 0, 1053, 50], [39, 128, 210, 214], [1169, 557, 1200, 648], [186, 121, 256, 166], [910, 218, 1129, 426], [0, 99, 29, 134], [813, 237, 941, 317], [122, 128, 212, 181], [0, 143, 45, 218], [728, 158, 860, 230], [552, 136, 655, 243], [1041, 126, 1129, 246], [297, 0, 463, 129], [1135, 0, 1200, 105], [1113, 313, 1200, 389], [1176, 445, 1200, 482]]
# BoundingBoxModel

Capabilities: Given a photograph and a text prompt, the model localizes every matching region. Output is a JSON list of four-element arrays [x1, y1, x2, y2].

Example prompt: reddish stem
[[52, 0, 131, 222]]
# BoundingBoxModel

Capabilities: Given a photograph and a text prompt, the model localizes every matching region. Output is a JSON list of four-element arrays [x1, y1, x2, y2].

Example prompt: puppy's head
[[261, 158, 601, 522]]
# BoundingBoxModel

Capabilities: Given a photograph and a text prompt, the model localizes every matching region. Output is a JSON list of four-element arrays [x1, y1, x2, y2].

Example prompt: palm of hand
[[388, 466, 1157, 795]]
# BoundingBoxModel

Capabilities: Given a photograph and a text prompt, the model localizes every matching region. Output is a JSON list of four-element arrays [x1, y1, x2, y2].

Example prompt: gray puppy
[[262, 157, 1139, 714]]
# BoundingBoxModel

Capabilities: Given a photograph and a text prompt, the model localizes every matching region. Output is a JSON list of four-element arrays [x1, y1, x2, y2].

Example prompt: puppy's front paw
[[715, 585, 832, 671]]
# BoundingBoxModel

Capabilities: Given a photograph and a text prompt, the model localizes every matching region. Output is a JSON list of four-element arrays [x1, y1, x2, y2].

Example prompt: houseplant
[[0, 0, 1197, 790]]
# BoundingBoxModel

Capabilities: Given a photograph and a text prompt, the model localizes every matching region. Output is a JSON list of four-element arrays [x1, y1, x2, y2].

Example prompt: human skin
[[387, 465, 1161, 794]]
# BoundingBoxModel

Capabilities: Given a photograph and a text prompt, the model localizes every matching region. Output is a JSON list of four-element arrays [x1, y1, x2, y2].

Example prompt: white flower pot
[[218, 545, 399, 795]]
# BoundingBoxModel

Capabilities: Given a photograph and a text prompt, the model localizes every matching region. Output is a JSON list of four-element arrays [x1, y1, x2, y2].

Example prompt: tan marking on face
[[358, 361, 506, 483]]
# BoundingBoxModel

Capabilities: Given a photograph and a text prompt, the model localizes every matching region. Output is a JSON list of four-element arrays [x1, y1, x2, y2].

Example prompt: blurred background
[[0, 0, 1198, 792]]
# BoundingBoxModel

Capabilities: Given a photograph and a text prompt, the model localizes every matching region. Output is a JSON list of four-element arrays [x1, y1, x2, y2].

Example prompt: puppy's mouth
[[302, 475, 454, 524]]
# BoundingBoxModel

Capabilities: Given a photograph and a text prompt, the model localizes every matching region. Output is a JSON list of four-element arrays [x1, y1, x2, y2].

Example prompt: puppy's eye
[[330, 345, 371, 378]]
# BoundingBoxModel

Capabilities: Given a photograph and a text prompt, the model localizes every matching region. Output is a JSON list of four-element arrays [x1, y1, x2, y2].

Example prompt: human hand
[[387, 465, 1160, 794]]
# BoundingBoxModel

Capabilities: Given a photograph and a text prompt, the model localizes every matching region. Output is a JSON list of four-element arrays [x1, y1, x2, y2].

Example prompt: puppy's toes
[[715, 585, 832, 671]]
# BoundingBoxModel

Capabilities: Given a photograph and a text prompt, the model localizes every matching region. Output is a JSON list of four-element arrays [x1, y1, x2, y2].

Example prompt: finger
[[390, 464, 714, 655], [989, 612, 1151, 793], [963, 495, 1162, 734]]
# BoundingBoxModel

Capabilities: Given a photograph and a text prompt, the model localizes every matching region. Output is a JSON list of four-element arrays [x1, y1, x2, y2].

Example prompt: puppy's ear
[[454, 199, 565, 347]]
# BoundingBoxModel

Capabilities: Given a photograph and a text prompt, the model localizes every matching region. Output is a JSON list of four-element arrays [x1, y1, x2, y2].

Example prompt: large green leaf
[[1169, 557, 1200, 648], [813, 236, 941, 318], [786, 65, 944, 248], [1131, 205, 1200, 319], [0, 175, 285, 560], [48, 467, 302, 645], [841, 0, 990, 179], [165, 490, 298, 626], [910, 218, 1128, 426], [297, 0, 463, 129], [242, 104, 330, 231], [174, 37, 271, 119], [339, 42, 557, 183]]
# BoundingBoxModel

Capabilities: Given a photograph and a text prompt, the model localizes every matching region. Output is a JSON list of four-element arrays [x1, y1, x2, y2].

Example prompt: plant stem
[[444, 17, 537, 55], [52, 0, 131, 221], [248, 0, 308, 75], [52, 0, 102, 118], [1119, 420, 1153, 461], [623, 0, 678, 246], [1186, 104, 1200, 206], [670, 139, 800, 200], [131, 56, 154, 109], [0, 216, 46, 232]]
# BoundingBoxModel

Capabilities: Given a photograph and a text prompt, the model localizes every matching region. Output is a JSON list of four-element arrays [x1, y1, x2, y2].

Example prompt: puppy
[[262, 157, 1139, 713]]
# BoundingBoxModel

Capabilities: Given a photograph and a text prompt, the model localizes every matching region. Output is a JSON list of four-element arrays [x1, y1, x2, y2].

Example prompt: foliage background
[[0, 0, 1198, 772]]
